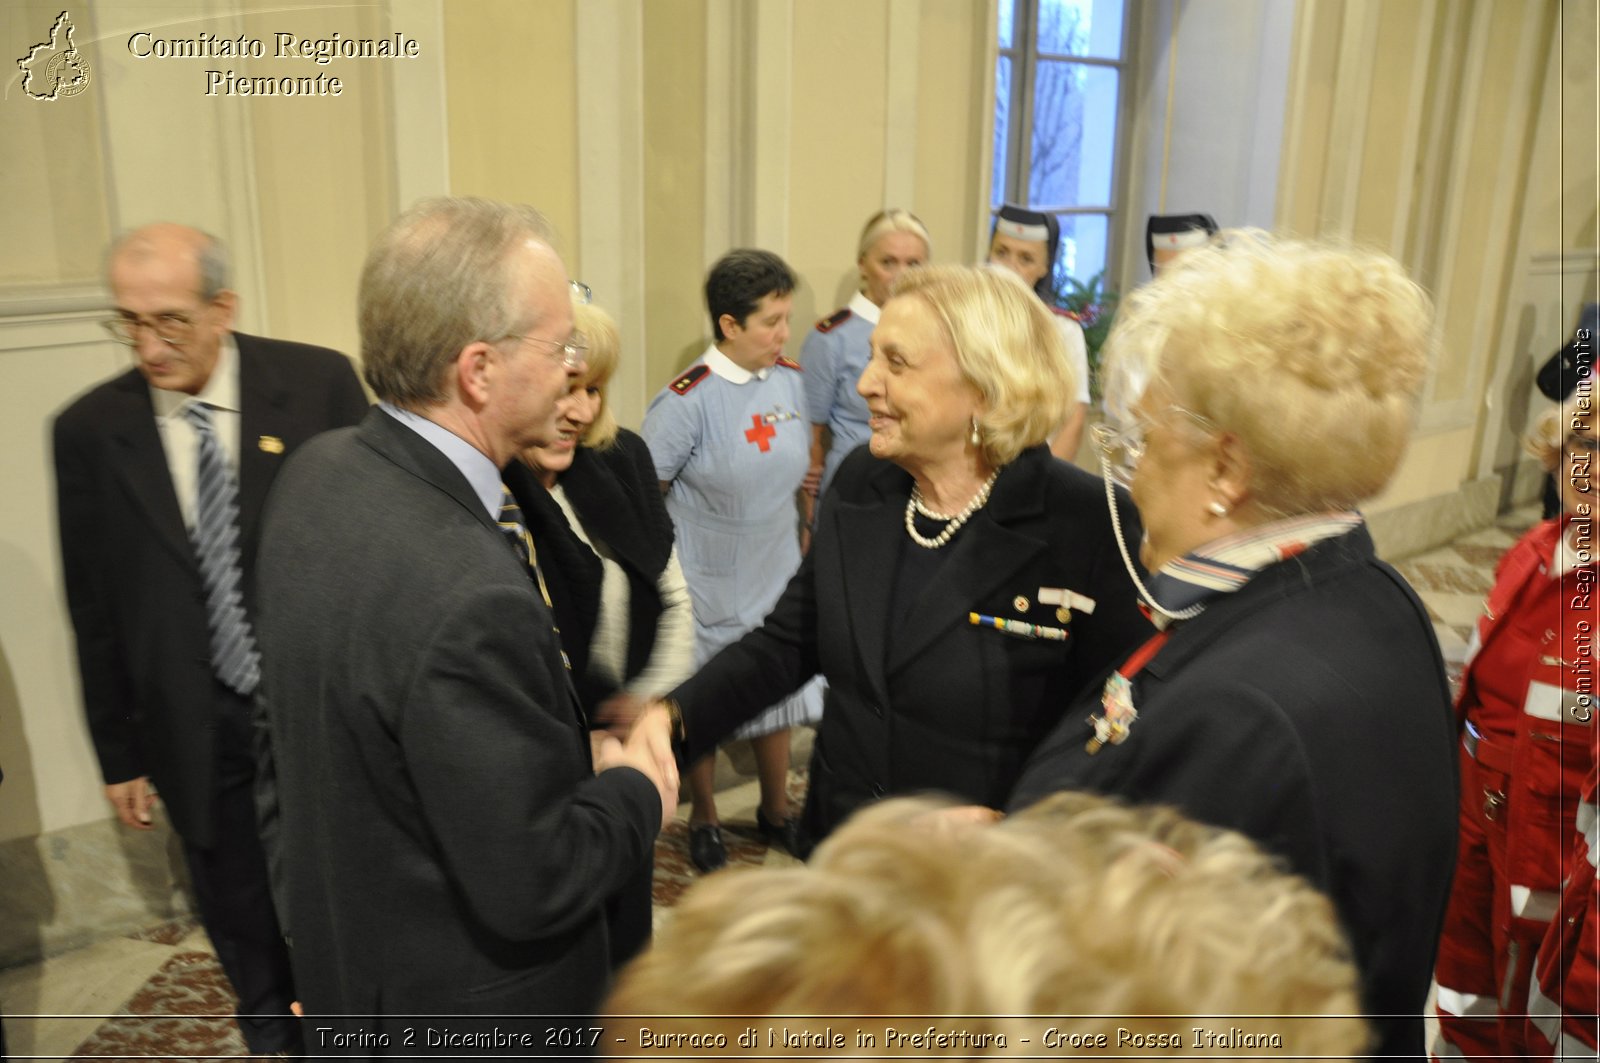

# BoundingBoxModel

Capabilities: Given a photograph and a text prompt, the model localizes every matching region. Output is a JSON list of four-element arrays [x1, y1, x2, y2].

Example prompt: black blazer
[[254, 408, 661, 1024], [52, 334, 368, 845], [523, 429, 675, 710], [673, 443, 1152, 847], [1009, 526, 1459, 1062]]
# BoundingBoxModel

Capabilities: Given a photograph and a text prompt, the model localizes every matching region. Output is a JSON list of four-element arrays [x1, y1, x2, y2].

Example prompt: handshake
[[593, 696, 684, 830]]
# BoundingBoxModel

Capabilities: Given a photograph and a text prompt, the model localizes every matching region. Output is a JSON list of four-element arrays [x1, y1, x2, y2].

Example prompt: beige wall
[[1276, 0, 1594, 519], [642, 0, 710, 386], [445, 0, 580, 267]]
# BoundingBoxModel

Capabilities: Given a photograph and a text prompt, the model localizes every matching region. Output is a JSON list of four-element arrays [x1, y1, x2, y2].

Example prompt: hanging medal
[[1086, 630, 1169, 754]]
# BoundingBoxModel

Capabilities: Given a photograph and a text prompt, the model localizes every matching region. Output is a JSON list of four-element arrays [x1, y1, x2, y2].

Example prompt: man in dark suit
[[53, 223, 369, 1054], [253, 196, 678, 1044]]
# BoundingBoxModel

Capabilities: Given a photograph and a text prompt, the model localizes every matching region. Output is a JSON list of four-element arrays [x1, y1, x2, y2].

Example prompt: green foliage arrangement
[[1051, 270, 1118, 401]]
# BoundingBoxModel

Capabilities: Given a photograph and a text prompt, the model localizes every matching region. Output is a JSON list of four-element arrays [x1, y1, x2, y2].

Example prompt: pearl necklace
[[904, 469, 1000, 549]]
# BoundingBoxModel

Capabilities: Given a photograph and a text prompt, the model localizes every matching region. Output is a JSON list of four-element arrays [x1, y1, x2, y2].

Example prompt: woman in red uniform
[[1432, 396, 1599, 1059]]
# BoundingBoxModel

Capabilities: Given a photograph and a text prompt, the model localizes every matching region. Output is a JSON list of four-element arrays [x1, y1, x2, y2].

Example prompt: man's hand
[[105, 777, 158, 830], [597, 706, 680, 829]]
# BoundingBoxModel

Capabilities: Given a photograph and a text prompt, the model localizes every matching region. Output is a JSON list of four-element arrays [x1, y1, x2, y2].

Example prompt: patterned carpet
[[64, 771, 810, 1060]]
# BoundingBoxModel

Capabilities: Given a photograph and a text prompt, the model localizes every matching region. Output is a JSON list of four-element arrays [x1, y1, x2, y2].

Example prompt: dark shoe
[[756, 808, 804, 857], [688, 823, 727, 872]]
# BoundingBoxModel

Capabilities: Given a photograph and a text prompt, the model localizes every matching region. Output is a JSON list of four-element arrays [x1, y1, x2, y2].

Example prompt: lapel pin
[[1039, 587, 1097, 615], [258, 435, 284, 454], [1086, 673, 1138, 754]]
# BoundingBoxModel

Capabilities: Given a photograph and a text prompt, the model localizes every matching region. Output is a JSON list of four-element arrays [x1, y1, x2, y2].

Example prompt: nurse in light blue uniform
[[803, 209, 931, 512], [643, 248, 819, 873]]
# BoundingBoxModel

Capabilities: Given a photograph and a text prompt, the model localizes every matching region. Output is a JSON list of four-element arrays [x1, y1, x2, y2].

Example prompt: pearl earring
[[1208, 501, 1229, 517], [970, 416, 981, 446]]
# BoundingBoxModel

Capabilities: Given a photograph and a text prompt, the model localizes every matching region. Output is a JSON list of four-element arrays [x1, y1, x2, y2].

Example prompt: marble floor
[[0, 506, 1540, 1060]]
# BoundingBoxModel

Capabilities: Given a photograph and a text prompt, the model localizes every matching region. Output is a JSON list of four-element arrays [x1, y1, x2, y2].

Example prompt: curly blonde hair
[[605, 793, 1365, 1058], [891, 265, 1074, 466], [1104, 230, 1434, 515]]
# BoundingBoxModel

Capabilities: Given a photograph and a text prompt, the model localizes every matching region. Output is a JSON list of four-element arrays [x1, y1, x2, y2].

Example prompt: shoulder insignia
[[775, 356, 802, 372], [1050, 305, 1083, 323], [670, 364, 710, 395], [814, 308, 853, 334]]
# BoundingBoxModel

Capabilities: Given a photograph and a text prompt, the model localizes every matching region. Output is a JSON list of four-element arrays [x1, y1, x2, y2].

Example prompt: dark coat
[[673, 443, 1152, 847], [1009, 525, 1459, 1062], [253, 408, 661, 1026], [523, 428, 675, 711], [52, 334, 368, 845], [520, 427, 678, 968]]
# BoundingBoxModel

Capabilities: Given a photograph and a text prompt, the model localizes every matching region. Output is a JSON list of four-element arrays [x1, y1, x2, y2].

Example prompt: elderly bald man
[[53, 223, 368, 1054]]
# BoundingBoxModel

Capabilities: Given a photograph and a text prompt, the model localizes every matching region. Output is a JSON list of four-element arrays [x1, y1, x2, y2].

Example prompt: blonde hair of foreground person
[[1102, 229, 1434, 517], [891, 264, 1074, 469], [604, 793, 1367, 1058]]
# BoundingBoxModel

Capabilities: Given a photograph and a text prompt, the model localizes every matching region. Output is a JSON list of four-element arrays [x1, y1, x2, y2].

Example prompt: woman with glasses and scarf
[[1004, 232, 1458, 1061]]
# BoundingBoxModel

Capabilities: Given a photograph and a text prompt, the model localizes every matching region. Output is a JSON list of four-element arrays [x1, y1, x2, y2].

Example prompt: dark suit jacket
[[254, 408, 661, 1023], [673, 443, 1152, 846], [52, 333, 368, 846], [1009, 526, 1459, 1061]]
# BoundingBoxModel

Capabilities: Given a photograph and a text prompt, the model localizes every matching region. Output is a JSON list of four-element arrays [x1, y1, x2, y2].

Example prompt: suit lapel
[[106, 373, 192, 567], [236, 335, 290, 551], [357, 407, 496, 532], [885, 452, 1051, 675], [833, 464, 906, 708]]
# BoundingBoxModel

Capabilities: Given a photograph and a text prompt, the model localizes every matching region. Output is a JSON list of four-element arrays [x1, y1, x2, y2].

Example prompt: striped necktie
[[182, 402, 260, 696], [497, 485, 569, 669]]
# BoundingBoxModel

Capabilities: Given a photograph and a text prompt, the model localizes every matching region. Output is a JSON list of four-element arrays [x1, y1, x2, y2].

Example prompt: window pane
[[1028, 60, 1118, 210], [992, 56, 1012, 208], [1037, 0, 1124, 59], [998, 0, 1016, 50], [1052, 212, 1110, 290]]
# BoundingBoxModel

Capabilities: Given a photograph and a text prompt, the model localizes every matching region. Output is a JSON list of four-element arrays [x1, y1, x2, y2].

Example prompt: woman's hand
[[595, 692, 648, 737]]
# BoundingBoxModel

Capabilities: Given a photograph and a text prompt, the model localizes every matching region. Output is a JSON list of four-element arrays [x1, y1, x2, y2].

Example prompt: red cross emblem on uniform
[[744, 414, 776, 452]]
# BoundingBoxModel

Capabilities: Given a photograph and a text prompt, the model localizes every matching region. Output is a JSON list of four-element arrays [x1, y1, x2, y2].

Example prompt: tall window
[[992, 0, 1127, 291]]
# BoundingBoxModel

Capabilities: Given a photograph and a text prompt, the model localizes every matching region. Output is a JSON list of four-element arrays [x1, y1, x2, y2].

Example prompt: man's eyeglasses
[[506, 332, 589, 369], [1091, 404, 1218, 487], [103, 311, 199, 348]]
